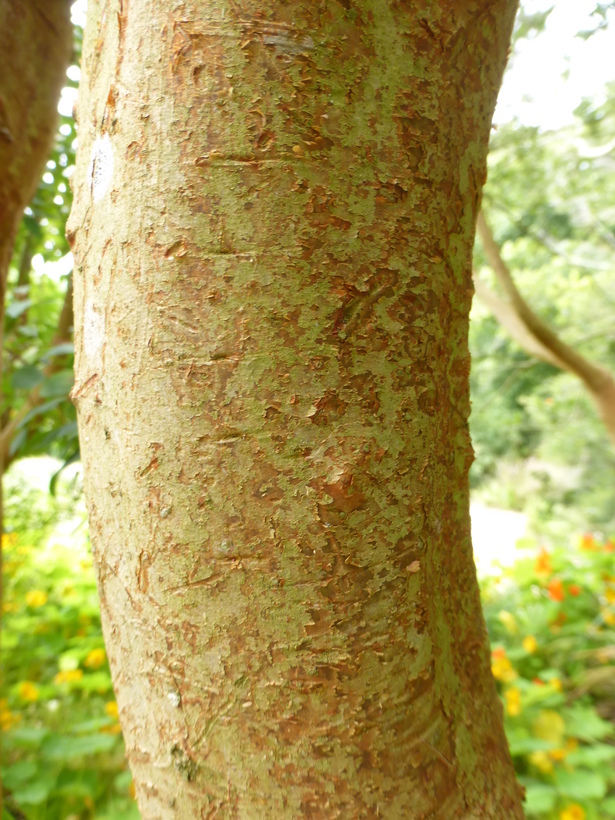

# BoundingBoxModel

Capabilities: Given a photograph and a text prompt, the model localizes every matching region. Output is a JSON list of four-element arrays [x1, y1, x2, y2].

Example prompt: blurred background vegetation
[[2, 3, 615, 819]]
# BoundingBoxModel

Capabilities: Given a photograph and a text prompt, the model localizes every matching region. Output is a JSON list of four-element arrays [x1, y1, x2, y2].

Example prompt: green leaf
[[1, 760, 38, 790], [11, 365, 44, 391], [561, 706, 613, 741], [54, 779, 95, 798], [49, 450, 80, 494], [42, 342, 74, 360], [602, 797, 615, 816], [522, 783, 557, 814], [16, 324, 39, 337], [96, 802, 141, 820], [78, 671, 113, 692], [11, 780, 52, 805], [554, 768, 607, 800], [70, 717, 113, 733], [17, 397, 63, 427], [6, 299, 33, 319], [8, 428, 27, 457], [507, 730, 555, 756], [34, 421, 78, 452], [566, 743, 615, 766], [1, 630, 20, 649], [39, 369, 74, 398], [5, 726, 50, 748], [41, 732, 117, 761]]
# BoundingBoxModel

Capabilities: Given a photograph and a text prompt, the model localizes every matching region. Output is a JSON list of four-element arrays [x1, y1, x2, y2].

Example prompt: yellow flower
[[549, 678, 563, 692], [532, 710, 565, 745], [105, 701, 119, 720], [498, 611, 518, 634], [1, 533, 17, 548], [560, 804, 585, 820], [84, 648, 106, 669], [18, 682, 40, 703], [529, 751, 554, 774], [25, 590, 48, 608], [602, 608, 615, 626], [504, 687, 522, 716], [605, 587, 615, 605], [523, 635, 538, 654], [491, 649, 517, 683], [54, 669, 84, 685]]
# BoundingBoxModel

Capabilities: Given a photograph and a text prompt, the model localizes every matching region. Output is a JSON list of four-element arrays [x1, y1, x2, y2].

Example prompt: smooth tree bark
[[475, 210, 615, 445], [68, 1, 523, 817]]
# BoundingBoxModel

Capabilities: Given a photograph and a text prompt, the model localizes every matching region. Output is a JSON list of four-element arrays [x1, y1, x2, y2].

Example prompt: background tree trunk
[[68, 1, 523, 816], [0, 0, 72, 603]]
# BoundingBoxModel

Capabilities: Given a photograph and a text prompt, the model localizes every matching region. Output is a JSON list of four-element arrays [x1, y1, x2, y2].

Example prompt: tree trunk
[[68, 1, 522, 816], [0, 0, 72, 603]]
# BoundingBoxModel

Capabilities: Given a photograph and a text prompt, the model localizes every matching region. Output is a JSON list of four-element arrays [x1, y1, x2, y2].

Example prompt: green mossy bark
[[69, 1, 523, 817]]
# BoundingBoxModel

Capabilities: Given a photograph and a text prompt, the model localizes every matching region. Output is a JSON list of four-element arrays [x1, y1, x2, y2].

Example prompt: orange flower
[[548, 578, 565, 602], [604, 540, 615, 553], [580, 533, 596, 551], [535, 548, 552, 577], [0, 700, 22, 731], [568, 584, 581, 597]]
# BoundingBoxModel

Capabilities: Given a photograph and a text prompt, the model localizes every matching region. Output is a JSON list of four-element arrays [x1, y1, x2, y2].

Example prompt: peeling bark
[[68, 1, 523, 816]]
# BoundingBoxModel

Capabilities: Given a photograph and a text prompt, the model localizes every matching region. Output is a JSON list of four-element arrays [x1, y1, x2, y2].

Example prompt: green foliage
[[483, 533, 615, 819], [470, 89, 615, 532], [2, 31, 81, 471], [1, 471, 138, 820]]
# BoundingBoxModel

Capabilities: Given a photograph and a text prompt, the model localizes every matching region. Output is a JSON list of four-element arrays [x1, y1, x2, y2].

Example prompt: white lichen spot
[[167, 691, 181, 708], [89, 134, 113, 202], [83, 300, 105, 360]]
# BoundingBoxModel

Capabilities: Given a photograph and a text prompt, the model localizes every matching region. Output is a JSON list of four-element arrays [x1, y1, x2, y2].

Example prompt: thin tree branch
[[475, 210, 615, 443], [476, 210, 614, 396], [472, 275, 565, 370]]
